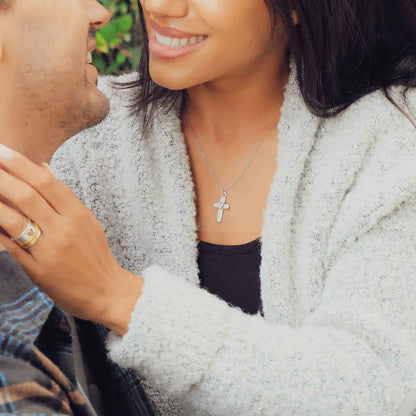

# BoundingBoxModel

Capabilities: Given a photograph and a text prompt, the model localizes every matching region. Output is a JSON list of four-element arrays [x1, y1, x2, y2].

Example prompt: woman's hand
[[0, 144, 143, 335]]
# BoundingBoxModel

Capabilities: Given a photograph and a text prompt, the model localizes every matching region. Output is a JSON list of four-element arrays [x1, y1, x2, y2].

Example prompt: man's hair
[[121, 0, 416, 131]]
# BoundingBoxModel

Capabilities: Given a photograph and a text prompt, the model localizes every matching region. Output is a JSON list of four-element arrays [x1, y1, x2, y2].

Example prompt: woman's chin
[[150, 76, 189, 91], [149, 66, 202, 91]]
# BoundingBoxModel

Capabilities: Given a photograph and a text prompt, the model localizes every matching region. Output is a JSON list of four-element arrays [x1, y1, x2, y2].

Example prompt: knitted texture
[[51, 68, 416, 415]]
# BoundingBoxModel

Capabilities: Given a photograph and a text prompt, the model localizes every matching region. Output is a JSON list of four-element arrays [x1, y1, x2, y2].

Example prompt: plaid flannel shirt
[[0, 251, 153, 416]]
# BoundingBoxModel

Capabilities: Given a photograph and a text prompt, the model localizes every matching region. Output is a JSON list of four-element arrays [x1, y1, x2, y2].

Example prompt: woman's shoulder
[[323, 86, 416, 177], [331, 85, 416, 184], [325, 87, 416, 259], [96, 72, 139, 107], [331, 86, 416, 137], [94, 71, 142, 138]]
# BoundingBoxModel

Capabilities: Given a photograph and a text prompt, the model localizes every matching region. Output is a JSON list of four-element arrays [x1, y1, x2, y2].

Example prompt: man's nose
[[88, 0, 111, 30]]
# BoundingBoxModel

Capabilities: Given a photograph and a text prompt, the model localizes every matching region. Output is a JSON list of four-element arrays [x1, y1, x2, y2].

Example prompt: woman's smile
[[149, 20, 209, 59], [149, 32, 208, 59]]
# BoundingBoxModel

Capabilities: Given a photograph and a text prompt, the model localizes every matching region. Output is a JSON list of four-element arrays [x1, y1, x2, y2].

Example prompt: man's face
[[0, 0, 111, 139]]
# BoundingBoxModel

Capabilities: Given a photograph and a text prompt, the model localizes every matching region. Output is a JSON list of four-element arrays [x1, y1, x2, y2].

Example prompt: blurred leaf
[[92, 54, 106, 73], [116, 51, 128, 64], [105, 61, 122, 74], [95, 31, 109, 54], [109, 37, 122, 48], [114, 14, 133, 32], [94, 0, 141, 74], [99, 22, 118, 42]]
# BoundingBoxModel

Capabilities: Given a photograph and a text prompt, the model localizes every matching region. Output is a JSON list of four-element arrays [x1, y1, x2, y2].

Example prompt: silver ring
[[13, 218, 42, 249]]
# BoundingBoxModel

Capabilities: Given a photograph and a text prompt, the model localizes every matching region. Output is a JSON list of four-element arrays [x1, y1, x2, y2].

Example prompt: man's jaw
[[0, 30, 106, 165]]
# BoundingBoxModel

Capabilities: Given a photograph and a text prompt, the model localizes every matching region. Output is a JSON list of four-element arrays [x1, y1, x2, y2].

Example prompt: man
[[0, 1, 152, 415]]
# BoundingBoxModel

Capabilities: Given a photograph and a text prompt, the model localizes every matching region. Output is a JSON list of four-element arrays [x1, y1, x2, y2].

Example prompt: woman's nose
[[141, 0, 188, 19]]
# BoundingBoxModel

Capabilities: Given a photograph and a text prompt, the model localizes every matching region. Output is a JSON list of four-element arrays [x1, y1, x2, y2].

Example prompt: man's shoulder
[[0, 251, 50, 318], [0, 330, 90, 415], [0, 252, 54, 345], [0, 253, 89, 414]]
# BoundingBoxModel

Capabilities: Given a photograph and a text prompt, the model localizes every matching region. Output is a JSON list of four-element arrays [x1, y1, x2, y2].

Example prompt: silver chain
[[183, 110, 278, 194]]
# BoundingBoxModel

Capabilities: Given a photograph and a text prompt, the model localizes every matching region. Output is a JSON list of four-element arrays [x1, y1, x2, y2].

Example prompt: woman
[[0, 0, 415, 414]]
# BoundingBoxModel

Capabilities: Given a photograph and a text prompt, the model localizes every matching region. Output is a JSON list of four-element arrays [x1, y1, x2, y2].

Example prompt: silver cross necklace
[[184, 110, 278, 223]]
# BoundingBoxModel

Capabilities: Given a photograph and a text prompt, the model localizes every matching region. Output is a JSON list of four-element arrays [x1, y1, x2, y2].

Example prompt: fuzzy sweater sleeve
[[107, 195, 416, 415]]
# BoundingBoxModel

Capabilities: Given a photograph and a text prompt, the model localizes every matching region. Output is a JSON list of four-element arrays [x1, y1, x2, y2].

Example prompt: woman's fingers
[[0, 199, 32, 240], [0, 198, 48, 259], [0, 168, 58, 227], [0, 144, 80, 215], [0, 232, 39, 276]]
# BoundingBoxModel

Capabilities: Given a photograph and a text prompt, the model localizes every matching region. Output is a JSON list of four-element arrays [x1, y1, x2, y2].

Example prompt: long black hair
[[120, 0, 416, 129]]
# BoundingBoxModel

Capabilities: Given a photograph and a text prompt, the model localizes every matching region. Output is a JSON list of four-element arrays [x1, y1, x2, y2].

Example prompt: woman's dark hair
[[120, 0, 416, 129]]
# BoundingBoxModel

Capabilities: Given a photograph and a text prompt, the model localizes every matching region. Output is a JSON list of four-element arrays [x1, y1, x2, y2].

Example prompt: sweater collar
[[149, 60, 322, 324], [260, 60, 322, 324]]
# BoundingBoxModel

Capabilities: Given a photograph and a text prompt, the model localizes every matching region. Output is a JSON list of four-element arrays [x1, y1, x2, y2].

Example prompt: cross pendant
[[213, 192, 230, 223]]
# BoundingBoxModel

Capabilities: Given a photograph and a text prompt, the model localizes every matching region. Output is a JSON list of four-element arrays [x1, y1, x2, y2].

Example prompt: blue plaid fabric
[[0, 286, 53, 345], [0, 251, 154, 416], [0, 251, 93, 415]]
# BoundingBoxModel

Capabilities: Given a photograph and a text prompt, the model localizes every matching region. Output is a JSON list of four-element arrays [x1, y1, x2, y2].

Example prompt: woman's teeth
[[86, 51, 92, 64], [155, 33, 206, 48]]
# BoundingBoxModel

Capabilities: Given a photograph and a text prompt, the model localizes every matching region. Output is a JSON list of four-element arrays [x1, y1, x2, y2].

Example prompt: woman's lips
[[148, 32, 208, 59], [150, 20, 206, 38]]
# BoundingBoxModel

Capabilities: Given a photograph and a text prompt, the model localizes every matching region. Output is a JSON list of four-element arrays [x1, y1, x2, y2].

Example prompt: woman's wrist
[[102, 266, 144, 336]]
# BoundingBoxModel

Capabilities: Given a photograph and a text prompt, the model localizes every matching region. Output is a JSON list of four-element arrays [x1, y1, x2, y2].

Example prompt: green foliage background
[[93, 0, 141, 75]]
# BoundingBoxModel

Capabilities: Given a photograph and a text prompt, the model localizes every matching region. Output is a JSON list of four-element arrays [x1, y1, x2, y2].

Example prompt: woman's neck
[[184, 51, 289, 146]]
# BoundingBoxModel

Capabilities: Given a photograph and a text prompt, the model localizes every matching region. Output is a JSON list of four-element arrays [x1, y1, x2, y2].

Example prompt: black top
[[197, 237, 263, 315]]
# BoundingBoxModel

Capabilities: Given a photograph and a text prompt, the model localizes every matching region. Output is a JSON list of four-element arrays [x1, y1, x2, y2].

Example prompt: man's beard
[[65, 82, 110, 138]]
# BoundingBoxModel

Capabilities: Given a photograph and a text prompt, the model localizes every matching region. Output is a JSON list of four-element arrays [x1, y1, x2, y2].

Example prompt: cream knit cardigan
[[51, 66, 416, 416]]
